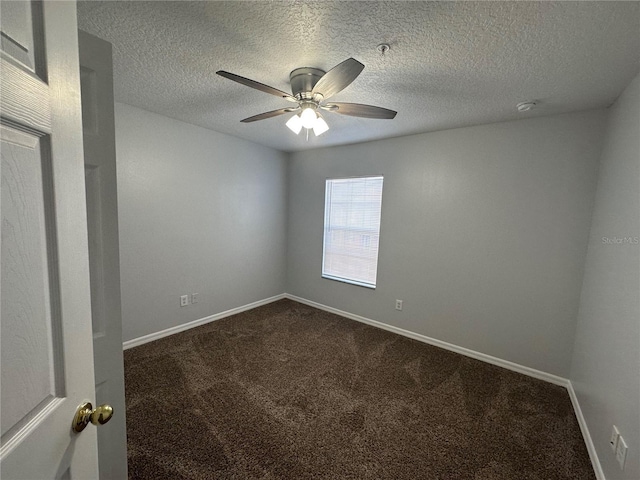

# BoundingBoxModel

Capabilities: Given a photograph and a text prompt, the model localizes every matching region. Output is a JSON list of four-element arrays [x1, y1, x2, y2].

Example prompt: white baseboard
[[122, 294, 286, 350], [567, 381, 606, 480], [285, 293, 568, 386]]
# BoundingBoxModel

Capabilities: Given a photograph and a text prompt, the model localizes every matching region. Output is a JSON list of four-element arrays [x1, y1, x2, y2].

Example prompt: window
[[322, 176, 384, 288]]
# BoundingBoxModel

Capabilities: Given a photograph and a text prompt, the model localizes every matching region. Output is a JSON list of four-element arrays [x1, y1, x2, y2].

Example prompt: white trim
[[567, 381, 606, 480], [285, 294, 568, 386], [122, 294, 286, 350]]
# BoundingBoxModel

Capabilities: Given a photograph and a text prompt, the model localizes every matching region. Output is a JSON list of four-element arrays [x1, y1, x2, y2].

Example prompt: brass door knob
[[72, 402, 114, 433]]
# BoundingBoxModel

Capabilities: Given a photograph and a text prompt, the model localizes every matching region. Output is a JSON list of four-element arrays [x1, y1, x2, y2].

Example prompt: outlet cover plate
[[180, 295, 189, 307], [610, 425, 620, 452], [616, 436, 627, 470]]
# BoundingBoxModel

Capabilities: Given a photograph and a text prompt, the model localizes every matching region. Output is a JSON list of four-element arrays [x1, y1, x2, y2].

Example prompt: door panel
[[1, 1, 99, 478], [0, 0, 40, 73], [1, 126, 62, 439], [85, 163, 108, 338]]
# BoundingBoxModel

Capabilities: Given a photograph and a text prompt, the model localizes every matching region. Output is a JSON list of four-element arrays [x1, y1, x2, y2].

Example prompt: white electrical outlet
[[610, 425, 620, 452], [616, 435, 627, 470], [191, 293, 198, 304], [180, 295, 189, 307], [395, 299, 403, 311]]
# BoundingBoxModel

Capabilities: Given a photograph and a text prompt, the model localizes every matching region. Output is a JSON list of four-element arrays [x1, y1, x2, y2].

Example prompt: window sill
[[321, 274, 376, 289]]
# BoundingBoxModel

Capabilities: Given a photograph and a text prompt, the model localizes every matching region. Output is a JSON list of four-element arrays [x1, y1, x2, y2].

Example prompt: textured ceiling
[[77, 1, 640, 153]]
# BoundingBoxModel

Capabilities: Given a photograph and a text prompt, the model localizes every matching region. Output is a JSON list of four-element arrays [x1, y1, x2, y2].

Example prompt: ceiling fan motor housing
[[290, 67, 325, 100]]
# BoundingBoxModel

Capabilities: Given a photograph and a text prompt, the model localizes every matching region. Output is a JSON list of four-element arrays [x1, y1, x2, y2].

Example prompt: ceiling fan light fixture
[[286, 114, 303, 134], [300, 107, 318, 129], [313, 115, 329, 136], [218, 58, 397, 138]]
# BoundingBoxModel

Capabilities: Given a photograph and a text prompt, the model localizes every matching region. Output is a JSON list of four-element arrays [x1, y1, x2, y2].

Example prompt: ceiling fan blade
[[311, 58, 364, 100], [240, 107, 299, 123], [322, 103, 397, 119], [217, 71, 298, 103]]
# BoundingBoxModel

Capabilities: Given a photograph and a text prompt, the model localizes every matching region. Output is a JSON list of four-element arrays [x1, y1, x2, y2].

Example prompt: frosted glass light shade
[[286, 114, 303, 134], [300, 107, 317, 129], [313, 116, 329, 136]]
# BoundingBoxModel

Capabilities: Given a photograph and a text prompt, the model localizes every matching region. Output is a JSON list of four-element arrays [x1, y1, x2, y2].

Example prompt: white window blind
[[322, 176, 384, 288]]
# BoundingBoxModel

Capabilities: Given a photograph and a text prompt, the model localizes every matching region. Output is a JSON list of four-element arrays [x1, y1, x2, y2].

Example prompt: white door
[[78, 29, 128, 479], [1, 1, 100, 479]]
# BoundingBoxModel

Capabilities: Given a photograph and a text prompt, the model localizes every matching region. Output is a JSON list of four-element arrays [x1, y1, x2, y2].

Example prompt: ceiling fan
[[216, 58, 397, 137]]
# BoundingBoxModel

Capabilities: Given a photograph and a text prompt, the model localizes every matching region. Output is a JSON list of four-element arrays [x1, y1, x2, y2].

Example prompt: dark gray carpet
[[124, 299, 595, 479]]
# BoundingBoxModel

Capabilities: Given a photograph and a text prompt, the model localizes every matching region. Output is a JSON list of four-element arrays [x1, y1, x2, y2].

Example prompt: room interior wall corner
[[114, 102, 289, 342], [283, 152, 294, 293], [568, 72, 640, 480]]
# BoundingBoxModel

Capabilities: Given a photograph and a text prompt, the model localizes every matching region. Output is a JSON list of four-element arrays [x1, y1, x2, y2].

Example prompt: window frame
[[321, 175, 384, 289]]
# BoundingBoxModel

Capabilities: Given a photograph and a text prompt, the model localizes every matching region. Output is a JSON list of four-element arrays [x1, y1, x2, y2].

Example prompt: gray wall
[[570, 74, 640, 480], [287, 111, 607, 377], [115, 103, 288, 342]]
